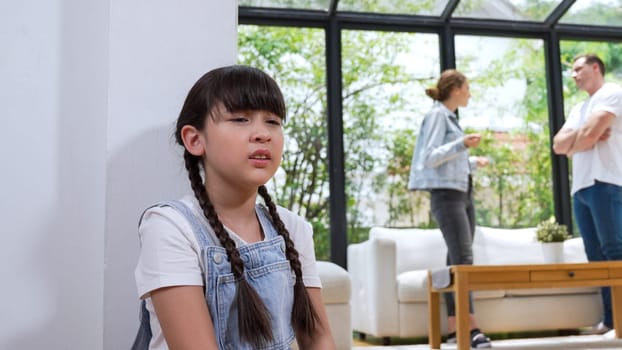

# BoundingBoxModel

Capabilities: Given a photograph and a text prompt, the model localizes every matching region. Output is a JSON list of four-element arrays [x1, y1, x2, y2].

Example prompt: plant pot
[[541, 242, 564, 263]]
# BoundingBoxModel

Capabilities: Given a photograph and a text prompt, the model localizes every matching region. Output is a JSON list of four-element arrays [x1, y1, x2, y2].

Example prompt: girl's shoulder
[[139, 195, 202, 227], [260, 204, 314, 240], [277, 204, 311, 225], [138, 195, 207, 246]]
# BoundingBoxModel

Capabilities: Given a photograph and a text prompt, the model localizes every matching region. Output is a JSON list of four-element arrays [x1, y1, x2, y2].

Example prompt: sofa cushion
[[396, 270, 505, 303], [474, 227, 543, 265], [473, 227, 588, 266], [563, 237, 589, 263], [316, 261, 351, 304], [369, 227, 447, 274]]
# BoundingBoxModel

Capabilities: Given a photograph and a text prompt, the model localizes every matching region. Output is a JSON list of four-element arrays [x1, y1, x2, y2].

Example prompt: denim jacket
[[408, 102, 474, 192]]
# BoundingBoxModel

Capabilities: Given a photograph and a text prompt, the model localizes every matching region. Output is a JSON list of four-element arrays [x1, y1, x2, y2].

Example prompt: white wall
[[0, 1, 237, 349]]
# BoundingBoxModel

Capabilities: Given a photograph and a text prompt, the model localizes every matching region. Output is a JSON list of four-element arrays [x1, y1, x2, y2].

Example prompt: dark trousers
[[430, 182, 476, 317]]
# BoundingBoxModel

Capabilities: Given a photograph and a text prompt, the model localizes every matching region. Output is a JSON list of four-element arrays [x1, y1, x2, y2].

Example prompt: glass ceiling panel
[[559, 0, 622, 27], [337, 0, 450, 16], [453, 0, 562, 21], [239, 0, 331, 11]]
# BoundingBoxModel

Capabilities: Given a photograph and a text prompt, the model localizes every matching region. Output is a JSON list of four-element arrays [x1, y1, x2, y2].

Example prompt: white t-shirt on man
[[564, 82, 622, 194]]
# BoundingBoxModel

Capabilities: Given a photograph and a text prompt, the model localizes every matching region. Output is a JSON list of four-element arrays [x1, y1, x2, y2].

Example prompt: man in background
[[553, 53, 622, 335]]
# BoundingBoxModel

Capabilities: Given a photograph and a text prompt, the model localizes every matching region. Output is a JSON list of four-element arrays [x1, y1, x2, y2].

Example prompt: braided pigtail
[[183, 151, 273, 346], [257, 185, 320, 337]]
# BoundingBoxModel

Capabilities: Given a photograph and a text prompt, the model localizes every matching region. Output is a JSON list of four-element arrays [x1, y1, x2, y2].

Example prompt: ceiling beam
[[545, 0, 576, 28], [441, 0, 460, 22]]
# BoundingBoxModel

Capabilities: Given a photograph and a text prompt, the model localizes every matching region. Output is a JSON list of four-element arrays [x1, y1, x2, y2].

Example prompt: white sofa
[[294, 261, 352, 350], [348, 226, 602, 343], [317, 261, 352, 350]]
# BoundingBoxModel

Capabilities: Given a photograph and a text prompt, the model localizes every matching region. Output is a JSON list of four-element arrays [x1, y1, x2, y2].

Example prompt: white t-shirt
[[564, 83, 622, 194], [134, 195, 321, 350]]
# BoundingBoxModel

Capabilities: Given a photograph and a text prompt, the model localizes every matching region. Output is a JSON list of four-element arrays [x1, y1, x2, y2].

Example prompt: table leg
[[612, 285, 622, 339], [428, 271, 441, 349], [455, 270, 470, 350]]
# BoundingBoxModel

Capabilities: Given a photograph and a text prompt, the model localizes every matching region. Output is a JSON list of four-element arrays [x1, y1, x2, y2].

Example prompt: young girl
[[132, 65, 335, 349], [408, 69, 491, 348]]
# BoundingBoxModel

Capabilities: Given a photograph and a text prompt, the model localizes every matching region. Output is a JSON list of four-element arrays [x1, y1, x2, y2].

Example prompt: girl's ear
[[180, 125, 205, 156]]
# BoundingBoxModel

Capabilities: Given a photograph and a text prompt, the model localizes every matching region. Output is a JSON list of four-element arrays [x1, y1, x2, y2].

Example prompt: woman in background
[[408, 69, 491, 348]]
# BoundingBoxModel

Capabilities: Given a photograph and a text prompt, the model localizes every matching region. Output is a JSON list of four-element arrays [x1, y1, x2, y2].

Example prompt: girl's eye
[[231, 117, 248, 123], [268, 119, 282, 126]]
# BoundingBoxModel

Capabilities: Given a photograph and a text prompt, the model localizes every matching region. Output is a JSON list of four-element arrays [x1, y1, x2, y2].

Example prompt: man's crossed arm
[[552, 110, 614, 156]]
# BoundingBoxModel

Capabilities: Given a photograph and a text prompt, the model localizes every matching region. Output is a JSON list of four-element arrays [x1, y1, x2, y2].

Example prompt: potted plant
[[536, 217, 570, 263]]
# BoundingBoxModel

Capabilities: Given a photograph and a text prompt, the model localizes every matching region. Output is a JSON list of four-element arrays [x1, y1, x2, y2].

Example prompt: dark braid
[[184, 151, 273, 345], [258, 185, 320, 337]]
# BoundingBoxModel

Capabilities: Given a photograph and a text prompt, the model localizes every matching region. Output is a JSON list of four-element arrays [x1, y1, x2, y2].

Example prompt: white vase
[[541, 242, 564, 263]]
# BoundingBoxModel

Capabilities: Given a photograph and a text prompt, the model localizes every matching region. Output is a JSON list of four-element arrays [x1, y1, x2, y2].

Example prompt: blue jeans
[[573, 181, 622, 329]]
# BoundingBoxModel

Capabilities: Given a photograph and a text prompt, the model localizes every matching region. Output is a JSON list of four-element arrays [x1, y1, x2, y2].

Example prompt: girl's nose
[[252, 125, 271, 143]]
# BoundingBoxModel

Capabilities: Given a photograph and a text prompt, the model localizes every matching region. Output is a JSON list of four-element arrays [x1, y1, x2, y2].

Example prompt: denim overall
[[131, 200, 296, 350]]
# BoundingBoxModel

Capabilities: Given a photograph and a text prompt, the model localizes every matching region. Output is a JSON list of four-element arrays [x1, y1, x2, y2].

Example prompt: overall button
[[213, 253, 224, 264]]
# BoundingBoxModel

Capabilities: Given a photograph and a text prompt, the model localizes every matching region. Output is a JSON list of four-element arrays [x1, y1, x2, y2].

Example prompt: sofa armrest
[[348, 237, 400, 336]]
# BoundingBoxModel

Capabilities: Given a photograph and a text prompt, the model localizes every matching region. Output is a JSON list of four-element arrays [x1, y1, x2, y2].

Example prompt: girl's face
[[454, 81, 471, 107], [202, 106, 284, 191]]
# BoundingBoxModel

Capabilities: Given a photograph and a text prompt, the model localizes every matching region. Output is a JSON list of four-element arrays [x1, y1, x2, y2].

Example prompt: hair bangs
[[212, 66, 287, 121]]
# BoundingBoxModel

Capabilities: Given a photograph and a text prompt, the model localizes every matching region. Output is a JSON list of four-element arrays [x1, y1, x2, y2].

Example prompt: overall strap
[[255, 203, 280, 239], [138, 200, 219, 247], [130, 299, 152, 350]]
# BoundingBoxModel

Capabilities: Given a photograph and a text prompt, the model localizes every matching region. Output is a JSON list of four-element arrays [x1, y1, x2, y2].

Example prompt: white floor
[[353, 332, 622, 350]]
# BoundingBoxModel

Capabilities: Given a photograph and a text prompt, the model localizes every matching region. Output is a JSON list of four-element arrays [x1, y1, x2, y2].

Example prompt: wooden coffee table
[[427, 261, 622, 350]]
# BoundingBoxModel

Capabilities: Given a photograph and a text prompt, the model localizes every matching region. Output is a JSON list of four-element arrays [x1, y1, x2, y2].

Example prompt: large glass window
[[559, 0, 622, 26], [238, 25, 331, 260], [238, 0, 622, 264], [456, 35, 552, 228], [338, 0, 450, 15], [560, 41, 622, 115], [454, 0, 562, 21], [341, 30, 439, 243], [239, 0, 331, 11]]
